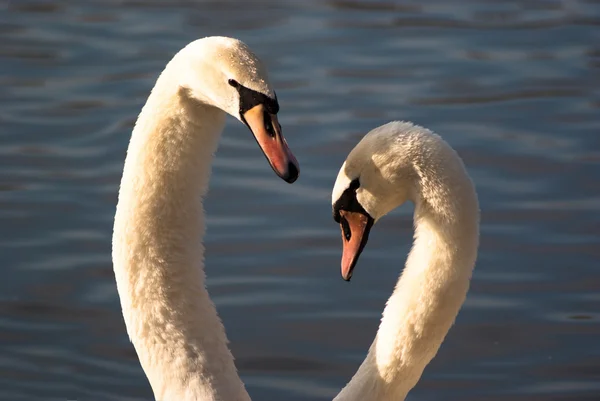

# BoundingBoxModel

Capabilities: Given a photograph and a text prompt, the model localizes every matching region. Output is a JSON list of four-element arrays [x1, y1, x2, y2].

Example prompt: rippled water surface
[[1, 0, 599, 400]]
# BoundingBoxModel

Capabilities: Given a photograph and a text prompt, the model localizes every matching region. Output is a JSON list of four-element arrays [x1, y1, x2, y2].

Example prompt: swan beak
[[339, 210, 374, 281], [243, 104, 300, 184]]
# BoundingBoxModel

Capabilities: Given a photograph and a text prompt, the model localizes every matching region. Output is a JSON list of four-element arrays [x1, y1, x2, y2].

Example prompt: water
[[1, 0, 599, 400]]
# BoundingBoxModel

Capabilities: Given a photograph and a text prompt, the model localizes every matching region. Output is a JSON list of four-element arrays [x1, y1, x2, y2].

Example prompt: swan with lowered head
[[112, 37, 299, 401], [331, 121, 479, 401]]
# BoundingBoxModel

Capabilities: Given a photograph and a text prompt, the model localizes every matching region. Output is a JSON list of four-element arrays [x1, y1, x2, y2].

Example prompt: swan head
[[332, 121, 435, 280], [178, 36, 299, 183]]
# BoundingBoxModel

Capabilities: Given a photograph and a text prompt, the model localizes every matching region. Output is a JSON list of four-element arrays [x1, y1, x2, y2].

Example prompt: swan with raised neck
[[112, 36, 299, 401], [332, 121, 479, 401]]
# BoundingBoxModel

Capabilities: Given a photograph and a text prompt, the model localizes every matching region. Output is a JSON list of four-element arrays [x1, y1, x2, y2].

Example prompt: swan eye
[[332, 178, 362, 223], [228, 79, 239, 88], [263, 110, 275, 137]]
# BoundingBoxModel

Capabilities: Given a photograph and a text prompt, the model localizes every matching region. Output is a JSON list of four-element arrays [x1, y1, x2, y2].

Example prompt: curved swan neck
[[112, 74, 250, 400], [335, 142, 479, 401]]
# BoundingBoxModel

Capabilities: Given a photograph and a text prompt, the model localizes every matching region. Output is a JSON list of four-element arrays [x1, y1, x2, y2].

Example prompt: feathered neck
[[112, 71, 251, 401]]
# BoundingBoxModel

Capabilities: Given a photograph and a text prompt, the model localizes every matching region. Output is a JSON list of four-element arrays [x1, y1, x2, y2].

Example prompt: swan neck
[[336, 168, 479, 401], [112, 81, 250, 400]]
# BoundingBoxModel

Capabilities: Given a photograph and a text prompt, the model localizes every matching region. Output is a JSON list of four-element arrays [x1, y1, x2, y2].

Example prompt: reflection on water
[[1, 0, 599, 400]]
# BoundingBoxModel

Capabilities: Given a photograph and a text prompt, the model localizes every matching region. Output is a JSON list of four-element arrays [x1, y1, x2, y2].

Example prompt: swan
[[112, 36, 299, 401], [331, 121, 479, 401]]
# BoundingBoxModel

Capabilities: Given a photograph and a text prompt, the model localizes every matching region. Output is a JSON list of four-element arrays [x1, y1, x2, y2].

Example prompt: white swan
[[331, 121, 480, 401], [112, 37, 299, 401]]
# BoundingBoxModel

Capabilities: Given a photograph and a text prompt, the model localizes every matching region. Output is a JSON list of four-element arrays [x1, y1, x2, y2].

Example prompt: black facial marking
[[229, 79, 279, 121], [333, 178, 371, 222]]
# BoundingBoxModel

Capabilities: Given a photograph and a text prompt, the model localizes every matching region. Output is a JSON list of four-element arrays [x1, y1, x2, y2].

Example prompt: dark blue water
[[1, 1, 599, 400]]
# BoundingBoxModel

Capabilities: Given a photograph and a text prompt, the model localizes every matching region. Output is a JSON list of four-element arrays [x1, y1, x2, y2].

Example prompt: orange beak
[[243, 104, 299, 184], [339, 210, 373, 281]]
